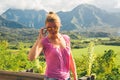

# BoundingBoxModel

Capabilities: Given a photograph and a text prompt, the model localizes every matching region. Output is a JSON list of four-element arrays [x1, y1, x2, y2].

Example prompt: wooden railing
[[0, 70, 44, 80], [0, 70, 95, 80]]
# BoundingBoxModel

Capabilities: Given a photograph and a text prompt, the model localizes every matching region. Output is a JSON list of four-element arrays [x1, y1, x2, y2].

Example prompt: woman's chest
[[49, 37, 67, 49], [44, 42, 70, 57]]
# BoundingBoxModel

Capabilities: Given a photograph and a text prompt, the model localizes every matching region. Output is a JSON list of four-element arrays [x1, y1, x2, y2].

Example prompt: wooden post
[[78, 75, 95, 80]]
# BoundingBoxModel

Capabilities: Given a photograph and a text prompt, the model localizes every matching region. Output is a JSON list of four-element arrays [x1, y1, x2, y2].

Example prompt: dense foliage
[[74, 48, 120, 79], [0, 40, 45, 73], [0, 27, 120, 79], [0, 27, 38, 43]]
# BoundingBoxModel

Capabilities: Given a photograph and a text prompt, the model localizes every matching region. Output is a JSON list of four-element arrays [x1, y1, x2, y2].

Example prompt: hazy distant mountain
[[58, 4, 120, 32], [0, 16, 26, 28], [1, 9, 47, 29], [1, 4, 120, 32]]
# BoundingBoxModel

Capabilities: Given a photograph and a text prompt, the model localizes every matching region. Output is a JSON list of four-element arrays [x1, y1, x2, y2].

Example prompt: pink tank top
[[42, 35, 71, 79]]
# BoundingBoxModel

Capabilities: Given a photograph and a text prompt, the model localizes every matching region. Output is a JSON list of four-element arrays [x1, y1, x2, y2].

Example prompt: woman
[[28, 12, 77, 80]]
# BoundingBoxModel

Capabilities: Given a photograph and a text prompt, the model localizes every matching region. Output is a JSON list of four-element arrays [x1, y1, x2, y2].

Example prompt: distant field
[[72, 45, 120, 66], [8, 43, 120, 66]]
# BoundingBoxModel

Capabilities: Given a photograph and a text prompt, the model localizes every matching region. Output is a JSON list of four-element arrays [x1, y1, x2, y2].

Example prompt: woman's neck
[[48, 33, 61, 39]]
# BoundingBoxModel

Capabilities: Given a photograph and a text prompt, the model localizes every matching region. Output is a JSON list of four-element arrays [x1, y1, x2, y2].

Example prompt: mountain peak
[[72, 4, 102, 12], [1, 4, 120, 33]]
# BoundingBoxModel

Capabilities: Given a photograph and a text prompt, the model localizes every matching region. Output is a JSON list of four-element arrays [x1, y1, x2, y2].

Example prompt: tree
[[92, 49, 120, 80]]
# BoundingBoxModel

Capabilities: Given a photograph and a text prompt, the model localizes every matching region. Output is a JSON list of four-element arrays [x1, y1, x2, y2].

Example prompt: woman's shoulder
[[62, 34, 70, 38], [62, 34, 70, 42]]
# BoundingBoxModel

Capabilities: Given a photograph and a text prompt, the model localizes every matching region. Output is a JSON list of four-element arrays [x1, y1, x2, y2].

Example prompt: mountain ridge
[[0, 16, 26, 28], [0, 4, 120, 33]]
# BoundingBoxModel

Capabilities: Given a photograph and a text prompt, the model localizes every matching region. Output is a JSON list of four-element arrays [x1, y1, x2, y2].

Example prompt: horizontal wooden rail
[[0, 70, 96, 80], [0, 70, 44, 80]]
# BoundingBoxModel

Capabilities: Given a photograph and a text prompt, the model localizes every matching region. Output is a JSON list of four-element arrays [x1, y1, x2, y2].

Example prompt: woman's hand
[[38, 27, 47, 39]]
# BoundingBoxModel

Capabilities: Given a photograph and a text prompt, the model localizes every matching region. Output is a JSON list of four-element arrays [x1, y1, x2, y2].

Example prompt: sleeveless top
[[41, 35, 71, 79]]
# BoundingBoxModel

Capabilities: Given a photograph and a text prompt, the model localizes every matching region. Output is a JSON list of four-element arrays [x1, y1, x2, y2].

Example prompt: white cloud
[[0, 0, 120, 14], [40, 0, 94, 12], [90, 0, 119, 11], [115, 0, 120, 8]]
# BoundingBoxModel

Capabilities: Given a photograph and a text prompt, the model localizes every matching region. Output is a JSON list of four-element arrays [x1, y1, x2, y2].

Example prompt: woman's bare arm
[[70, 51, 78, 80], [28, 38, 43, 61], [28, 28, 44, 61]]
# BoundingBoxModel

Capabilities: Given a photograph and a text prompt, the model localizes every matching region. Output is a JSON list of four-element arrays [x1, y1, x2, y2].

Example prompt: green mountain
[[0, 16, 26, 28], [1, 4, 120, 33], [1, 9, 47, 29], [58, 4, 120, 32]]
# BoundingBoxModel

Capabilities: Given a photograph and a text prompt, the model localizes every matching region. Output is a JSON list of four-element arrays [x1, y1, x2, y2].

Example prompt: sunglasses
[[46, 27, 58, 31]]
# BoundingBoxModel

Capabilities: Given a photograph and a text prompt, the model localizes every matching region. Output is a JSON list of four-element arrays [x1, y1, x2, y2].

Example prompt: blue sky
[[0, 0, 120, 14]]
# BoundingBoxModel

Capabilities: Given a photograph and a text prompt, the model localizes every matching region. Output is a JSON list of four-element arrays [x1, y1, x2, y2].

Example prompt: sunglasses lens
[[47, 27, 58, 31], [47, 27, 52, 31]]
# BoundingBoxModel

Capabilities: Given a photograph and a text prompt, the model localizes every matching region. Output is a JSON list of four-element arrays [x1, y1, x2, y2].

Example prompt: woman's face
[[46, 22, 60, 35]]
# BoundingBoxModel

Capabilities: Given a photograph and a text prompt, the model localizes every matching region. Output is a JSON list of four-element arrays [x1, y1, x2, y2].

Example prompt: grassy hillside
[[72, 45, 120, 66]]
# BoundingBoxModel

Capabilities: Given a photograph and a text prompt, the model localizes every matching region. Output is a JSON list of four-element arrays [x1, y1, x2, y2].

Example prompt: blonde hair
[[45, 11, 61, 24]]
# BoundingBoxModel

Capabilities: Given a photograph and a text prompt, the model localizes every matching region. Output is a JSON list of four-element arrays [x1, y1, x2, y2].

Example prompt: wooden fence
[[0, 70, 95, 80], [0, 70, 44, 80]]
